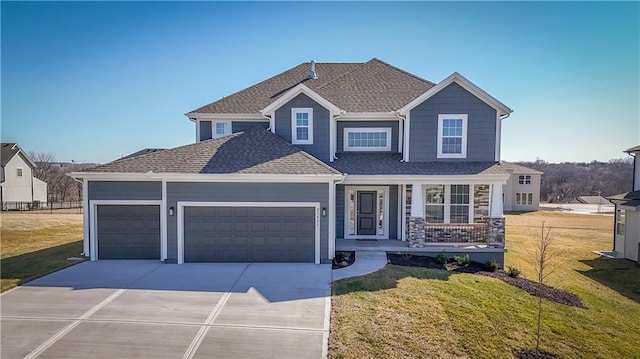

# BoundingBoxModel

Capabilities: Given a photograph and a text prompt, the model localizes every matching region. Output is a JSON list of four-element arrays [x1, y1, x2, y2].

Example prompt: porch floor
[[335, 239, 505, 253]]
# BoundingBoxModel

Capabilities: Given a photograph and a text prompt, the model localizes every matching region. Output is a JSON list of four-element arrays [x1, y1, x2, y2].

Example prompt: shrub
[[485, 259, 499, 272], [434, 252, 448, 264], [453, 254, 471, 267], [506, 266, 521, 278]]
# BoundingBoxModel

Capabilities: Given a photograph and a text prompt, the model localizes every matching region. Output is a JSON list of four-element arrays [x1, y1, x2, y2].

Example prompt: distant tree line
[[30, 152, 95, 202], [516, 158, 634, 203]]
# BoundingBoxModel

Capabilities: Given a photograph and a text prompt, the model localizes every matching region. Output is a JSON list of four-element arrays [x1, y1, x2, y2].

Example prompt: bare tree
[[29, 151, 56, 184], [530, 222, 559, 354]]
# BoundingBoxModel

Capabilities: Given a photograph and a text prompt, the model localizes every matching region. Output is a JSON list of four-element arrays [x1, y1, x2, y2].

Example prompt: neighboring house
[[607, 145, 640, 263], [71, 58, 517, 265], [501, 162, 543, 212], [1, 143, 48, 210]]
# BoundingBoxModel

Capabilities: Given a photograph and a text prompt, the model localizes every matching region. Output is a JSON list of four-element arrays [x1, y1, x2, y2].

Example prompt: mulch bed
[[387, 253, 585, 308], [333, 251, 356, 269]]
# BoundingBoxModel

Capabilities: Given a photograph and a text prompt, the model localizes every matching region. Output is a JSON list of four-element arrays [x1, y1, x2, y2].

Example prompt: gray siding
[[337, 121, 400, 153], [88, 181, 162, 200], [389, 185, 398, 239], [336, 184, 345, 239], [199, 121, 212, 141], [232, 121, 269, 133], [274, 94, 330, 162], [166, 182, 330, 263], [409, 83, 497, 162]]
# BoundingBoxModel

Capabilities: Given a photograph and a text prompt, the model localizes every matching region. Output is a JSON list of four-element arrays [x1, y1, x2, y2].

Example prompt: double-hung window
[[437, 114, 468, 158], [16, 168, 23, 177], [425, 184, 471, 224], [518, 175, 532, 185], [212, 121, 231, 138], [292, 108, 313, 144], [344, 128, 392, 151], [616, 209, 626, 236], [515, 192, 533, 205]]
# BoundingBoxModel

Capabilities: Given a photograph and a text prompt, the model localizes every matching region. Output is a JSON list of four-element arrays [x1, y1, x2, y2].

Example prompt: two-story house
[[1, 143, 48, 210], [71, 59, 516, 265]]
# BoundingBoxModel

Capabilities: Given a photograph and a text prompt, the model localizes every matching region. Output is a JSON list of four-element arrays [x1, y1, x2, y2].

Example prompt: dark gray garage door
[[184, 206, 316, 263], [97, 205, 160, 259]]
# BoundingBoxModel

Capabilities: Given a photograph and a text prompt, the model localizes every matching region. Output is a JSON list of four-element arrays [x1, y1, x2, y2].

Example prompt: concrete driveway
[[1, 260, 332, 359]]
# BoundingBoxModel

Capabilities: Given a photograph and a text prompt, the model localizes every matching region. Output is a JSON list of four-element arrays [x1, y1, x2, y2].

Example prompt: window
[[16, 168, 23, 177], [425, 184, 471, 224], [291, 108, 313, 144], [212, 121, 231, 138], [616, 209, 626, 236], [515, 192, 533, 205], [344, 128, 392, 151], [437, 114, 468, 158], [518, 175, 532, 185], [425, 185, 445, 223]]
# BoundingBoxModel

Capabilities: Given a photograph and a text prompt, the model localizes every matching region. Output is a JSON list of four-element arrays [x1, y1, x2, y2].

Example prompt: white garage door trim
[[90, 200, 163, 261], [177, 201, 321, 264]]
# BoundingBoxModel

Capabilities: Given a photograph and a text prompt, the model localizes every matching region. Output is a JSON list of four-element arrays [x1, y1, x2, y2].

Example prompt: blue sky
[[2, 1, 638, 164]]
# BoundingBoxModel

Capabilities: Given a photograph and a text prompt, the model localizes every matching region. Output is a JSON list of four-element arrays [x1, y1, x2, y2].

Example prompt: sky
[[2, 1, 639, 164]]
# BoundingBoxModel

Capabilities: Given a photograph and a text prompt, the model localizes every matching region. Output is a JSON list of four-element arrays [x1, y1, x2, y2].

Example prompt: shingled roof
[[328, 153, 510, 176], [86, 126, 340, 175], [189, 58, 435, 114], [1, 143, 35, 168]]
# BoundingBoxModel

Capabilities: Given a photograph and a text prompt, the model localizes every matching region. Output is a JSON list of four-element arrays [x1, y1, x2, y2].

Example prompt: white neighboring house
[[607, 145, 640, 263], [501, 162, 543, 212], [1, 143, 48, 209]]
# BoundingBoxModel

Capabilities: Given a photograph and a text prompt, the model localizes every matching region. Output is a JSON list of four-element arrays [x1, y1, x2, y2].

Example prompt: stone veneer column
[[408, 183, 426, 247], [489, 184, 505, 243]]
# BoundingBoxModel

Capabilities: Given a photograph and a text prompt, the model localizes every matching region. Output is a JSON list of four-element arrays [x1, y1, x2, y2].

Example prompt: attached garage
[[93, 204, 161, 260], [179, 203, 319, 264]]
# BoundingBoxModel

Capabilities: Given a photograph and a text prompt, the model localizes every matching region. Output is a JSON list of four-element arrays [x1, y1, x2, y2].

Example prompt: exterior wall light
[[169, 207, 175, 216], [322, 207, 327, 217]]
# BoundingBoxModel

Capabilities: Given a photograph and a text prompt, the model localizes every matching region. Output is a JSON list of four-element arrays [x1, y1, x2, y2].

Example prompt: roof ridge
[[313, 61, 370, 91], [369, 58, 436, 86]]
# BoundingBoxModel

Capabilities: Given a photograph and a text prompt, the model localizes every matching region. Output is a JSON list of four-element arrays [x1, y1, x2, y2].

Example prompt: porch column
[[489, 184, 505, 244], [408, 183, 426, 247]]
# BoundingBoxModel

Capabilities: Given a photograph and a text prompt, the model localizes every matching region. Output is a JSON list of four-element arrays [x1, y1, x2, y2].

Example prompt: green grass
[[329, 212, 640, 358], [1, 212, 84, 292]]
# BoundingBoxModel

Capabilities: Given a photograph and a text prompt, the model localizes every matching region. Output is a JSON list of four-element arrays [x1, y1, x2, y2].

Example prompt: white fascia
[[68, 172, 344, 183], [337, 112, 399, 121], [398, 72, 513, 116], [341, 174, 510, 185], [260, 83, 341, 116], [185, 113, 267, 121]]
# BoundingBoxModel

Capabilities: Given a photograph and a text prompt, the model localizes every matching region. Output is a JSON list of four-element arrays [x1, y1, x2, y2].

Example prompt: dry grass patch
[[1, 212, 84, 291], [330, 212, 640, 358]]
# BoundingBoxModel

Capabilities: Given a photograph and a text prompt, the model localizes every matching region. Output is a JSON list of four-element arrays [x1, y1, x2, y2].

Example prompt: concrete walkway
[[332, 251, 388, 281]]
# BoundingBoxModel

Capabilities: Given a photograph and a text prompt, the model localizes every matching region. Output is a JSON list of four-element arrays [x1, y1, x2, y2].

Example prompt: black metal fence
[[2, 201, 83, 213]]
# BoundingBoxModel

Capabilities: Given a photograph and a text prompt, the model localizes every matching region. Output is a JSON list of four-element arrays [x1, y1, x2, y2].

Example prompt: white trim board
[[89, 200, 163, 261], [176, 201, 322, 265], [261, 83, 341, 116], [343, 186, 390, 240]]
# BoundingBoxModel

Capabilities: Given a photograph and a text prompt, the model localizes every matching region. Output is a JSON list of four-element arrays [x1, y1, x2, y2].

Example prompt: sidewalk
[[332, 251, 388, 281]]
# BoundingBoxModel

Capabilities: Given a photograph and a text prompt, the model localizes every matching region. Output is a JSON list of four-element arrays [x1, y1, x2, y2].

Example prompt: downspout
[[261, 112, 274, 133], [332, 111, 346, 161], [71, 176, 88, 256], [395, 111, 407, 162]]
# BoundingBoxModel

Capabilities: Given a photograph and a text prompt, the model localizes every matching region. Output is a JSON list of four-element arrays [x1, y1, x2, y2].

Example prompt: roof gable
[[84, 127, 340, 176], [188, 58, 435, 115], [398, 72, 512, 116], [261, 83, 341, 115], [1, 143, 36, 168]]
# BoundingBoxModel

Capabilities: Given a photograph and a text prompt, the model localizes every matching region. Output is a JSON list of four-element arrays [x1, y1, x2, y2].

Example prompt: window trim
[[212, 120, 232, 138], [515, 192, 533, 205], [424, 184, 473, 224], [343, 127, 392, 152], [518, 175, 532, 185], [616, 209, 626, 236], [437, 114, 468, 158], [16, 167, 23, 178], [291, 108, 313, 145]]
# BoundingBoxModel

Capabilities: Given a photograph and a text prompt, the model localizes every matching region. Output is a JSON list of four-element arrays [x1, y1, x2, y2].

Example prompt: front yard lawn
[[1, 212, 84, 292], [329, 212, 640, 358]]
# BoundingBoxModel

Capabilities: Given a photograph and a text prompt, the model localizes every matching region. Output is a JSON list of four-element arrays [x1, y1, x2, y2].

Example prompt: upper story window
[[518, 175, 532, 185], [16, 168, 23, 177], [437, 114, 468, 158], [212, 121, 231, 138], [291, 108, 313, 144], [344, 128, 391, 151]]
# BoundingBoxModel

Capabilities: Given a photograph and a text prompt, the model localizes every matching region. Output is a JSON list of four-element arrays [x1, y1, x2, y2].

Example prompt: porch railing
[[424, 223, 489, 244]]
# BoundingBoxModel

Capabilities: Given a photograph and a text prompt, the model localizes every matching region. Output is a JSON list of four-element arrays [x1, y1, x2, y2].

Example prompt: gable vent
[[309, 60, 318, 79]]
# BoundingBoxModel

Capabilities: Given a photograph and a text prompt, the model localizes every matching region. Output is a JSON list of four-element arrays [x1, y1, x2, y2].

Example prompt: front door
[[357, 191, 377, 235]]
